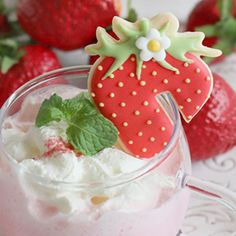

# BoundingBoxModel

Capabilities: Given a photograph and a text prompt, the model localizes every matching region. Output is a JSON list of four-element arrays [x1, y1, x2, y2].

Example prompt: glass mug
[[0, 66, 235, 236]]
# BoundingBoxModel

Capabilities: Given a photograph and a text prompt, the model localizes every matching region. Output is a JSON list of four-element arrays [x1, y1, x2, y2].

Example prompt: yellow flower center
[[147, 39, 161, 52]]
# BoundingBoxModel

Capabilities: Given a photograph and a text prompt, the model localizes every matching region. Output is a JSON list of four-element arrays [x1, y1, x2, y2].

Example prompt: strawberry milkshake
[[0, 83, 190, 236]]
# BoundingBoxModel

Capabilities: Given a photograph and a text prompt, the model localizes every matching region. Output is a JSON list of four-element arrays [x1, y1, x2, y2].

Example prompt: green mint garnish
[[35, 93, 118, 156]]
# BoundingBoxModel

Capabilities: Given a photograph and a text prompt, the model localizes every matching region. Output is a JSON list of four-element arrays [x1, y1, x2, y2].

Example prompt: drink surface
[[0, 84, 189, 236]]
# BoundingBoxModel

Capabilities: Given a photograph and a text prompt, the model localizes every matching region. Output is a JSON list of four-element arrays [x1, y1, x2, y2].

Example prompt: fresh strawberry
[[17, 0, 121, 50], [183, 73, 236, 161], [186, 0, 236, 63], [86, 14, 221, 158], [0, 44, 61, 106]]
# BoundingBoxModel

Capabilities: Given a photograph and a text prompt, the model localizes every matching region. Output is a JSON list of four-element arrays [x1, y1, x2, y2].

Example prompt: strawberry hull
[[89, 53, 213, 158]]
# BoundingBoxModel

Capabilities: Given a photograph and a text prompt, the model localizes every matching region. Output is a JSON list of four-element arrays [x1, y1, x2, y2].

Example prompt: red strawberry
[[183, 73, 236, 161], [17, 0, 122, 50], [86, 14, 221, 158], [0, 44, 61, 106], [186, 0, 236, 63]]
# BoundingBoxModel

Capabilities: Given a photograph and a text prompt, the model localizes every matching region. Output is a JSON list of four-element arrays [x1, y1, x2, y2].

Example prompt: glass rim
[[0, 65, 182, 190]]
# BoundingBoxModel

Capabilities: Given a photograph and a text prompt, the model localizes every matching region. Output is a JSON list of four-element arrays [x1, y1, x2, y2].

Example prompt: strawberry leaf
[[35, 93, 118, 155], [0, 39, 24, 73], [196, 25, 217, 37]]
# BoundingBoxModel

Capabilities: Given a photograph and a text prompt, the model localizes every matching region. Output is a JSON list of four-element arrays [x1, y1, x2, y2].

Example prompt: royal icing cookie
[[85, 13, 222, 158]]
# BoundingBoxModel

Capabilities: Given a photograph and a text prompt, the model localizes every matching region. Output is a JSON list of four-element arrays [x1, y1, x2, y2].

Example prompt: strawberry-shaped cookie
[[85, 13, 221, 158]]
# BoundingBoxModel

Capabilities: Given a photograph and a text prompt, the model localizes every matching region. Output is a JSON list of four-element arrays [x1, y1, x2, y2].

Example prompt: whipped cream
[[2, 85, 176, 216]]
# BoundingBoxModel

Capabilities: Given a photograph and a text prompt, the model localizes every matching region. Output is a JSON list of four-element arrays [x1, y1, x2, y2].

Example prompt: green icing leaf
[[35, 93, 118, 155], [85, 13, 222, 78], [86, 17, 150, 79]]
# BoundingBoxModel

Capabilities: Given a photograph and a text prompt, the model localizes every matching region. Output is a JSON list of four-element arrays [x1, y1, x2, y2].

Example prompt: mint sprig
[[36, 93, 118, 156]]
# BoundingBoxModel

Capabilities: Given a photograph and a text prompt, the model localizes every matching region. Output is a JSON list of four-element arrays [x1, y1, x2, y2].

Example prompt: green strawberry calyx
[[35, 92, 118, 156], [196, 0, 236, 61], [85, 13, 221, 80]]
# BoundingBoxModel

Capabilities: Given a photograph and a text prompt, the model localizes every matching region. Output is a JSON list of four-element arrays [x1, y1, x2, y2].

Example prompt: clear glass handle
[[180, 173, 236, 211]]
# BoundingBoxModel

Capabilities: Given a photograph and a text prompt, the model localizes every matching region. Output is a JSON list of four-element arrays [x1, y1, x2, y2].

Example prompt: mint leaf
[[62, 93, 95, 119], [67, 114, 118, 156], [36, 94, 65, 127], [35, 92, 118, 155]]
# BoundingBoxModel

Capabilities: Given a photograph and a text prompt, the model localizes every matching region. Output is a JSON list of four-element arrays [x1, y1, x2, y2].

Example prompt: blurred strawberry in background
[[183, 73, 236, 161], [0, 43, 61, 107], [187, 0, 236, 63], [17, 0, 122, 50], [0, 0, 61, 107]]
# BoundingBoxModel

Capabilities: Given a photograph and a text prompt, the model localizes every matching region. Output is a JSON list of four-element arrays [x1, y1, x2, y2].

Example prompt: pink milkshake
[[0, 81, 190, 236]]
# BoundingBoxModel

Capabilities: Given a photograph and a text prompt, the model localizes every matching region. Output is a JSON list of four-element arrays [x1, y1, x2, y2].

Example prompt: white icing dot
[[98, 65, 103, 71], [91, 92, 96, 97], [139, 81, 146, 86], [195, 105, 200, 110], [97, 83, 103, 88], [131, 91, 137, 96], [179, 105, 184, 110], [131, 57, 135, 62], [109, 92, 115, 98], [118, 82, 124, 87], [129, 72, 135, 78], [176, 88, 181, 93], [196, 68, 201, 73], [143, 101, 149, 106], [119, 66, 124, 70], [188, 115, 192, 119], [137, 131, 143, 137], [146, 120, 152, 125], [99, 102, 105, 107], [161, 126, 166, 131], [206, 76, 211, 81], [112, 113, 117, 118], [142, 148, 147, 153], [134, 110, 140, 116], [153, 89, 158, 93], [184, 62, 189, 67], [163, 79, 168, 84], [186, 98, 192, 103], [155, 108, 160, 113], [123, 122, 128, 127], [142, 64, 147, 69], [109, 74, 115, 79], [120, 102, 126, 107], [163, 142, 168, 146], [196, 89, 202, 94], [150, 137, 155, 142], [175, 70, 180, 75], [185, 78, 191, 84], [128, 140, 133, 145], [152, 71, 157, 76]]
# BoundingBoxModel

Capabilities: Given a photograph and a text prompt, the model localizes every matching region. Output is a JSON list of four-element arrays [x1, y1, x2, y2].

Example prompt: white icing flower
[[135, 28, 171, 62]]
